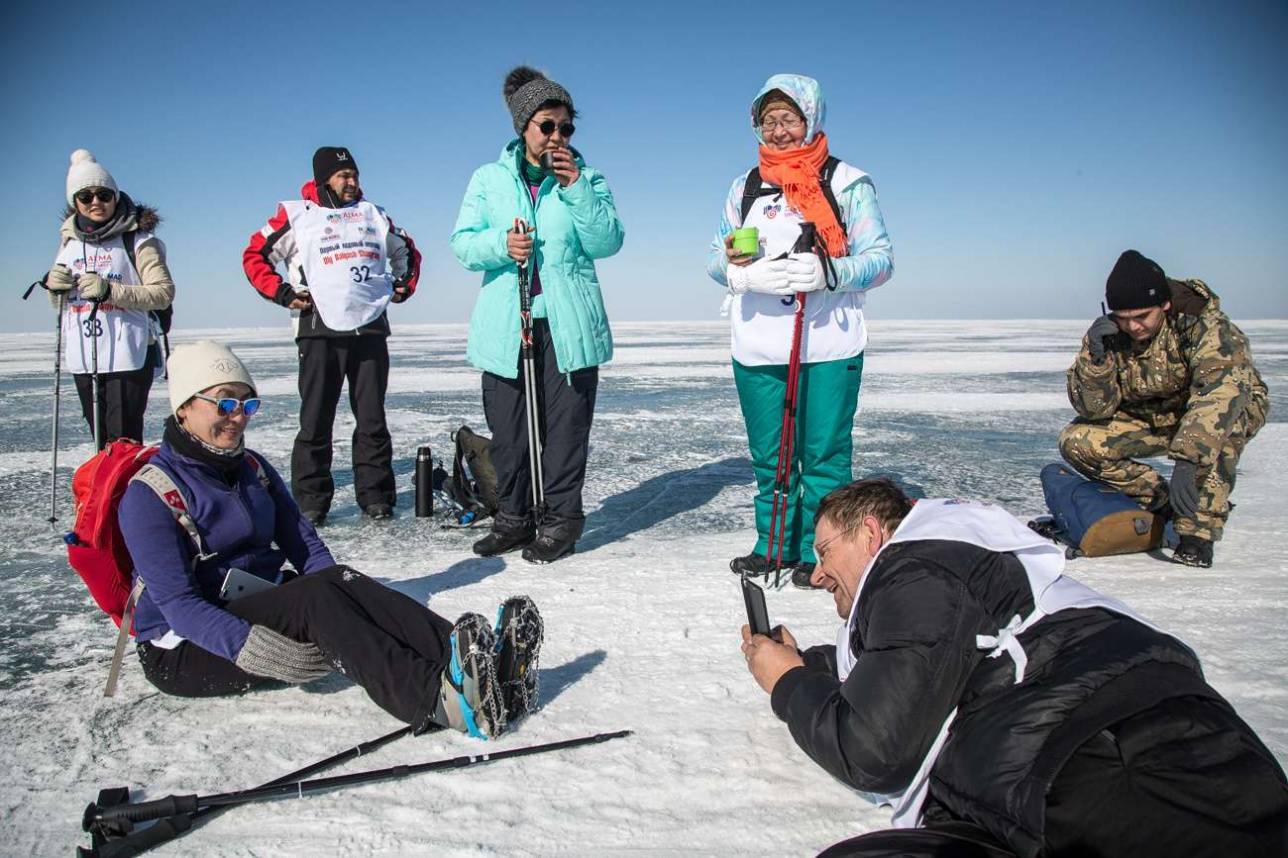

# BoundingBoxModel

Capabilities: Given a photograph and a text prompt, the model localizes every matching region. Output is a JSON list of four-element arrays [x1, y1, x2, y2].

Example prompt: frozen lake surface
[[1, 320, 1285, 856]]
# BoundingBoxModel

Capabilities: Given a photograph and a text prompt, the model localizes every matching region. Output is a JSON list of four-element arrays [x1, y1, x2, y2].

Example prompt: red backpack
[[65, 439, 264, 696]]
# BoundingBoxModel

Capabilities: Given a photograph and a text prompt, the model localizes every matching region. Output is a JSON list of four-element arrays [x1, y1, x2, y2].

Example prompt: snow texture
[[1, 320, 1285, 856]]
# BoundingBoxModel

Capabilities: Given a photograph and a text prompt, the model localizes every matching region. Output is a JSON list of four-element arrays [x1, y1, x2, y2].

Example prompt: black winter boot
[[493, 596, 544, 723], [791, 563, 820, 590], [522, 518, 581, 565], [729, 553, 799, 579], [473, 512, 535, 556], [1172, 535, 1214, 568]]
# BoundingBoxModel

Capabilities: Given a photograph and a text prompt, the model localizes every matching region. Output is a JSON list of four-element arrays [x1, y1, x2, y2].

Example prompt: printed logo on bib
[[763, 203, 781, 219], [294, 201, 393, 330]]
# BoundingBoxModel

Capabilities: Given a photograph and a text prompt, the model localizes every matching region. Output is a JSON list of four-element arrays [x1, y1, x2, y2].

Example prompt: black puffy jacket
[[771, 539, 1285, 857]]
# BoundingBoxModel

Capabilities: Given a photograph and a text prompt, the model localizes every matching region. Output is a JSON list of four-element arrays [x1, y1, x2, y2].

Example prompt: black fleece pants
[[481, 318, 598, 537], [819, 696, 1288, 858], [136, 566, 454, 729], [292, 335, 395, 514], [73, 347, 155, 450]]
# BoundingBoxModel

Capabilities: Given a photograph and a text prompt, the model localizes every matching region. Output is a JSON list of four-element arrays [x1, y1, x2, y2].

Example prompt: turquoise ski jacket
[[451, 141, 624, 378]]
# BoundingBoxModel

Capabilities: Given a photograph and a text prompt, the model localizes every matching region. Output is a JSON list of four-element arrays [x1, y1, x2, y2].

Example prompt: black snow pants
[[136, 566, 454, 729], [73, 347, 155, 450], [291, 335, 395, 514], [481, 318, 598, 540], [820, 696, 1288, 858]]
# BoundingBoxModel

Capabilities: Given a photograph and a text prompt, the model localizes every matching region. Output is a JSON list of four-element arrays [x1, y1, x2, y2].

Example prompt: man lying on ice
[[740, 477, 1288, 858]]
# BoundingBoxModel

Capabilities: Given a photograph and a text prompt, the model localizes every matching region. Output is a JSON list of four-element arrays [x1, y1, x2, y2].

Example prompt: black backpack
[[738, 155, 845, 228], [448, 426, 498, 518], [120, 231, 173, 336]]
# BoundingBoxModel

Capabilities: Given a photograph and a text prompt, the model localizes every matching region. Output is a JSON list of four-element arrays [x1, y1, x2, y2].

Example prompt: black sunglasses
[[533, 119, 575, 138], [75, 189, 116, 205]]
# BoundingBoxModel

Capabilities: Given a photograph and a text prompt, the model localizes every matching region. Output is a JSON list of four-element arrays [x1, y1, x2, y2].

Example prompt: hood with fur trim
[[60, 192, 160, 243]]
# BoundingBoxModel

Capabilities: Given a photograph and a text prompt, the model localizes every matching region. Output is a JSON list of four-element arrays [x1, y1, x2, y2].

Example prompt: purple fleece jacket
[[119, 443, 334, 662]]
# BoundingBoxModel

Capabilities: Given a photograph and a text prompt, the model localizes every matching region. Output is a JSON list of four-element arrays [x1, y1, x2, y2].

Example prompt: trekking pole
[[22, 278, 63, 526], [764, 293, 807, 589], [79, 724, 415, 857], [83, 729, 631, 851], [88, 299, 102, 451], [515, 218, 546, 521]]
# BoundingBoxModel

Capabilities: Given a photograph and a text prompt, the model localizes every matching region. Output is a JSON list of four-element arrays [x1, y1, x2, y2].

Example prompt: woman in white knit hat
[[43, 149, 175, 449], [116, 341, 543, 739]]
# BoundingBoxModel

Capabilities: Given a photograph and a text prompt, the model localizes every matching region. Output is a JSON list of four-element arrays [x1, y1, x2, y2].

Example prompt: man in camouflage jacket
[[1060, 250, 1268, 568]]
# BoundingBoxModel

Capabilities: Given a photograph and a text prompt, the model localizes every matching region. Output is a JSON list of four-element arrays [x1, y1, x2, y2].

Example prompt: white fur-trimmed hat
[[167, 340, 257, 415], [65, 149, 118, 205]]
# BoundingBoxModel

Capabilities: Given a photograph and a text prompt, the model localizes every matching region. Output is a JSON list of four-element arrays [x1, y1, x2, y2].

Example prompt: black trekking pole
[[79, 723, 415, 857], [514, 218, 546, 521], [88, 298, 102, 451], [82, 729, 631, 855], [23, 277, 65, 526]]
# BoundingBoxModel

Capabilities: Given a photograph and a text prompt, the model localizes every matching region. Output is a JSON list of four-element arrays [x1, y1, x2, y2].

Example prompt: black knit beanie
[[1106, 250, 1169, 311], [312, 146, 359, 188]]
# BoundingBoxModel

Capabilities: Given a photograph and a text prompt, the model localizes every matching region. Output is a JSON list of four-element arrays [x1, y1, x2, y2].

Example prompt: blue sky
[[3, 0, 1285, 334]]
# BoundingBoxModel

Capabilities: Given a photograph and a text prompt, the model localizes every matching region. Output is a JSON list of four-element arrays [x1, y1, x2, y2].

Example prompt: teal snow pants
[[733, 353, 864, 564]]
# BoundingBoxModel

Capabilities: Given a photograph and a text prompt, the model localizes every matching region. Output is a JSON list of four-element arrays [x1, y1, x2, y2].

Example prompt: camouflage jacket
[[1066, 279, 1269, 467]]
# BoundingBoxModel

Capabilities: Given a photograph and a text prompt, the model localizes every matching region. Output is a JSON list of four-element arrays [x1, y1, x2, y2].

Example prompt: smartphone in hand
[[741, 575, 772, 638]]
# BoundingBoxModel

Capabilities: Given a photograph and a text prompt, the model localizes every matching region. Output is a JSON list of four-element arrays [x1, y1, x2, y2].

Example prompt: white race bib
[[292, 201, 393, 331], [54, 234, 152, 374]]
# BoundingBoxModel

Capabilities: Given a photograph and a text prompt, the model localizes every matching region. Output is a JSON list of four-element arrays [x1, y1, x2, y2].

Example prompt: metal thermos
[[415, 446, 433, 518]]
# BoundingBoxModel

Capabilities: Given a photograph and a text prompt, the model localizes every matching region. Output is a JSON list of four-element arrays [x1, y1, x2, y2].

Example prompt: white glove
[[786, 253, 827, 293], [78, 272, 111, 302], [45, 265, 75, 293], [727, 258, 792, 296]]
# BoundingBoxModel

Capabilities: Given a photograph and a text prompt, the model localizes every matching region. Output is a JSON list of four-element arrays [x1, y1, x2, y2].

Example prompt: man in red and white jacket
[[243, 146, 421, 524]]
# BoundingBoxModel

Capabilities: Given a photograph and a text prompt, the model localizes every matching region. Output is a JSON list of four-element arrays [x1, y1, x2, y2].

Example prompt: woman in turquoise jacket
[[451, 66, 624, 564]]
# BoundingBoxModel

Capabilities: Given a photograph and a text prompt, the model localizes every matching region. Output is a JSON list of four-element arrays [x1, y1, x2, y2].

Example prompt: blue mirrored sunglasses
[[193, 393, 262, 417]]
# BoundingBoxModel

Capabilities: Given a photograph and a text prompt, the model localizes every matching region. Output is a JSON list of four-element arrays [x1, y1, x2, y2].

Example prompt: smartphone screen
[[741, 576, 772, 637]]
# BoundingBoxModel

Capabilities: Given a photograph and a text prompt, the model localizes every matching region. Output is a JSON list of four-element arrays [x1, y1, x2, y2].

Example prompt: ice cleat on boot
[[1172, 535, 1214, 568], [435, 613, 505, 739], [493, 596, 544, 724]]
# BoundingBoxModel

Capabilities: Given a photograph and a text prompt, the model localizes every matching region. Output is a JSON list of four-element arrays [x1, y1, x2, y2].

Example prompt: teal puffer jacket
[[451, 141, 624, 378]]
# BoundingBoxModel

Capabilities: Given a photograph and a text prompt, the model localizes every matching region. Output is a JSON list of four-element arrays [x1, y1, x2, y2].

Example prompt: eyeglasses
[[760, 117, 805, 133], [75, 189, 117, 205], [533, 119, 575, 138], [193, 393, 262, 417]]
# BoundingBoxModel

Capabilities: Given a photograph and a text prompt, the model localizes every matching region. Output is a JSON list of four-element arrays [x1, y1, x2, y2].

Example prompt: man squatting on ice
[[44, 149, 175, 449], [243, 146, 421, 525], [742, 478, 1288, 858], [118, 340, 543, 740], [1060, 249, 1268, 569]]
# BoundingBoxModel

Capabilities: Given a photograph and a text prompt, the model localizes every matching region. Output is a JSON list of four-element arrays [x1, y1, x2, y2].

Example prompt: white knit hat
[[167, 340, 257, 415], [65, 149, 118, 205]]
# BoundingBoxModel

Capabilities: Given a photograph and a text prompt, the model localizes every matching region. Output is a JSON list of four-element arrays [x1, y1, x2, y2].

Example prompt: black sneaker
[[1173, 535, 1214, 568], [362, 503, 393, 520], [729, 553, 798, 578], [473, 527, 535, 557], [434, 613, 505, 739], [522, 531, 576, 564], [301, 508, 327, 527], [493, 596, 544, 723], [791, 563, 820, 590]]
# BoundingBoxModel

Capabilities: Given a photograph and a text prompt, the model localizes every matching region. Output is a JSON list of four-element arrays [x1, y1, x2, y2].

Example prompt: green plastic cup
[[732, 227, 760, 256]]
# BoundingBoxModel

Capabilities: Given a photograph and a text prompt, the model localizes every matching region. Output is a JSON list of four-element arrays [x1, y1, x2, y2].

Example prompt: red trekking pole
[[764, 292, 806, 588]]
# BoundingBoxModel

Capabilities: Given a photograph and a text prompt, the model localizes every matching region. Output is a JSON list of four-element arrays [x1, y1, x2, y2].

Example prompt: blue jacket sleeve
[[556, 168, 625, 260], [830, 176, 894, 293], [119, 482, 251, 663], [256, 456, 334, 574], [450, 167, 513, 273], [706, 174, 748, 287]]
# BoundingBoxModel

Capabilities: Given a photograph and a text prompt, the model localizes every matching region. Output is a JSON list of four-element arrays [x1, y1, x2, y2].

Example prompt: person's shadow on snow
[[536, 649, 607, 708], [383, 556, 507, 604], [578, 457, 752, 553]]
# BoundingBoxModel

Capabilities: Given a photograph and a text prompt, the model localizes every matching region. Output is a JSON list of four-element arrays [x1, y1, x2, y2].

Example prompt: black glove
[[234, 625, 331, 683], [391, 282, 411, 304], [1169, 460, 1201, 520], [1085, 315, 1121, 362], [273, 283, 300, 307]]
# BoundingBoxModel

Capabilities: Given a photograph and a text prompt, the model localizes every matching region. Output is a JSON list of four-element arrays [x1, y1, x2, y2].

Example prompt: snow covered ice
[[1, 320, 1285, 856]]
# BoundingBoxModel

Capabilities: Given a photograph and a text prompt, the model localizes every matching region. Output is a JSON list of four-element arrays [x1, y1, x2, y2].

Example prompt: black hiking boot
[[301, 508, 327, 527], [493, 596, 544, 724], [729, 553, 798, 580], [362, 503, 393, 520], [432, 613, 505, 739], [791, 563, 820, 590], [473, 526, 535, 557], [1172, 535, 1214, 568], [521, 531, 576, 564]]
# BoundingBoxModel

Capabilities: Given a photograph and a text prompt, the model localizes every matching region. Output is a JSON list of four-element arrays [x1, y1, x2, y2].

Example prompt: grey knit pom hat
[[504, 66, 574, 135]]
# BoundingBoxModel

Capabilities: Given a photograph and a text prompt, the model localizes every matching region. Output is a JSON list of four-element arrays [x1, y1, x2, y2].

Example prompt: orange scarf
[[758, 132, 847, 258]]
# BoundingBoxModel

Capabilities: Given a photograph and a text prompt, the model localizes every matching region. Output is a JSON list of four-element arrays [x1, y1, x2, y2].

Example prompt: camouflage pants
[[1058, 413, 1256, 542]]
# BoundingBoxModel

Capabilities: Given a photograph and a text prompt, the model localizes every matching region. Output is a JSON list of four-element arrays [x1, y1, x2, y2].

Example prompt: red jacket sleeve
[[386, 213, 422, 296], [242, 204, 293, 304]]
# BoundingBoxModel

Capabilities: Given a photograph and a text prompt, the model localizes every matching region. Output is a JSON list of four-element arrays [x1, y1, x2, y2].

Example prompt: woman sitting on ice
[[119, 340, 540, 739]]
